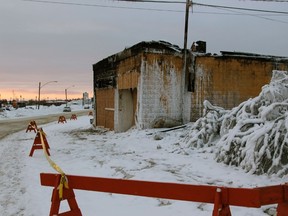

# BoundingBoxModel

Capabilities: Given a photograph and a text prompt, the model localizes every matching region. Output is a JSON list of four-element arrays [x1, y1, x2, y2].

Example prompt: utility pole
[[65, 85, 75, 106], [183, 0, 191, 76], [38, 81, 58, 109], [38, 82, 41, 109], [181, 0, 192, 124]]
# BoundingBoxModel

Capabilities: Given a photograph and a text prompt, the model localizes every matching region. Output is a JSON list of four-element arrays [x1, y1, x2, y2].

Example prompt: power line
[[116, 0, 184, 3], [203, 3, 288, 24], [21, 0, 288, 15], [193, 1, 288, 15], [249, 0, 288, 2], [21, 0, 184, 12], [194, 11, 287, 16]]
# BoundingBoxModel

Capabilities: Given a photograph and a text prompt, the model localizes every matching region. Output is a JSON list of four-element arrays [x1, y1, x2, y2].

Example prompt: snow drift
[[183, 70, 288, 177]]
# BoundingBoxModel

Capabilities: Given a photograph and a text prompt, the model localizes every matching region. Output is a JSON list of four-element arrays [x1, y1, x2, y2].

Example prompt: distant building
[[83, 92, 89, 105], [92, 40, 288, 132]]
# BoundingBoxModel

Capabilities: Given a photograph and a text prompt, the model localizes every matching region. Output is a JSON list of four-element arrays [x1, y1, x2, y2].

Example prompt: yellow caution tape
[[39, 128, 69, 199]]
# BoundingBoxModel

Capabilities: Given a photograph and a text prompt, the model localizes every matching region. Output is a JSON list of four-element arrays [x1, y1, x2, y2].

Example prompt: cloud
[[0, 0, 287, 100]]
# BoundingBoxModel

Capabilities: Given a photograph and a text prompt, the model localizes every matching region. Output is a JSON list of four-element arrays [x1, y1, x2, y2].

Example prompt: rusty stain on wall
[[190, 52, 288, 120]]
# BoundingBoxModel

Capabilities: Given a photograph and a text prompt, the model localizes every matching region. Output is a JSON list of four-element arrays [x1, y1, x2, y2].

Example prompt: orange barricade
[[40, 173, 288, 216], [70, 114, 77, 120], [26, 124, 36, 133], [29, 129, 50, 157], [30, 120, 38, 129], [26, 120, 38, 133], [58, 116, 67, 123]]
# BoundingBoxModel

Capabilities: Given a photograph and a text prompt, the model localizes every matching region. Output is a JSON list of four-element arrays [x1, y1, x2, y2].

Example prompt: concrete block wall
[[136, 53, 183, 129]]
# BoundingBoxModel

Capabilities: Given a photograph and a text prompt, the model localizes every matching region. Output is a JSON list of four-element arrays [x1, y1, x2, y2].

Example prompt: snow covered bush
[[184, 100, 228, 148], [184, 70, 288, 177]]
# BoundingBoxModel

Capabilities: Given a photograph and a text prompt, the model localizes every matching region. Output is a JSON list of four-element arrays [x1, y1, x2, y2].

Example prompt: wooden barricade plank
[[225, 187, 261, 207], [40, 173, 288, 216], [258, 184, 286, 205], [41, 173, 216, 203], [41, 174, 264, 206]]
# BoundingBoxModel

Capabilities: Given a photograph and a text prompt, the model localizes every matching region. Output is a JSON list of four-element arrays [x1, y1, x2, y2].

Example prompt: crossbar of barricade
[[40, 173, 288, 216]]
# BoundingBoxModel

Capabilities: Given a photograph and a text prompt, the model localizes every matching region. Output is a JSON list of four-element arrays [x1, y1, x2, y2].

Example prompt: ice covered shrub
[[184, 70, 288, 177], [183, 100, 228, 148]]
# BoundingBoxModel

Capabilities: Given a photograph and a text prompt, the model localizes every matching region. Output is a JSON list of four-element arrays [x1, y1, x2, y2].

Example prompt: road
[[0, 110, 92, 140]]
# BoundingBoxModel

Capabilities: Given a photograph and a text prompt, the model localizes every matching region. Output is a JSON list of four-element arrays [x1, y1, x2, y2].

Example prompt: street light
[[38, 81, 58, 109], [65, 85, 75, 106]]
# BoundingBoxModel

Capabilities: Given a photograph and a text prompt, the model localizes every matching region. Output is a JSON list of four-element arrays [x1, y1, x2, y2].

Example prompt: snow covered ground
[[0, 102, 285, 215]]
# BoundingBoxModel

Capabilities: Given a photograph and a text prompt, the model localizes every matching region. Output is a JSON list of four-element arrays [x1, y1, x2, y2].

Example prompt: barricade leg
[[49, 176, 82, 216], [212, 188, 231, 216], [26, 124, 36, 133], [277, 184, 288, 216], [277, 202, 288, 216], [29, 145, 50, 157]]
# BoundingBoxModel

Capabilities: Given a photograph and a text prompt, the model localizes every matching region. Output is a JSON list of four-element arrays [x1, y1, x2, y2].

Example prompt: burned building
[[93, 41, 183, 132], [93, 40, 288, 132]]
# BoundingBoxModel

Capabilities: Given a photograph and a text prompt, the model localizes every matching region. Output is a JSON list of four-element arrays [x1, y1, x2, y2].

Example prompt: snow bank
[[0, 101, 84, 119], [183, 70, 288, 177]]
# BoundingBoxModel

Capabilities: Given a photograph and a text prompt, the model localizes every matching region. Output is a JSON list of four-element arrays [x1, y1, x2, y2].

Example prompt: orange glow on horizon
[[0, 90, 92, 101]]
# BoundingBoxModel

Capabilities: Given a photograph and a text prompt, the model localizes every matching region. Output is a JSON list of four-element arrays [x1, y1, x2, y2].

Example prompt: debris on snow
[[183, 70, 288, 177]]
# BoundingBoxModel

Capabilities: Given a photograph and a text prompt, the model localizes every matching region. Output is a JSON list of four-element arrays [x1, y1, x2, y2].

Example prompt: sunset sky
[[1, 0, 288, 101]]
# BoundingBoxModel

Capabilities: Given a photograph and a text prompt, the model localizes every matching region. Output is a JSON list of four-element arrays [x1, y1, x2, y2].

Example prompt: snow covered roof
[[93, 40, 182, 69], [93, 40, 182, 84], [220, 51, 288, 61], [126, 40, 182, 53]]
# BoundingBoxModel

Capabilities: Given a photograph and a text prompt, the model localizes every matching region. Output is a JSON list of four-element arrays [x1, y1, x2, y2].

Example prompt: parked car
[[84, 104, 90, 109], [63, 106, 71, 112]]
